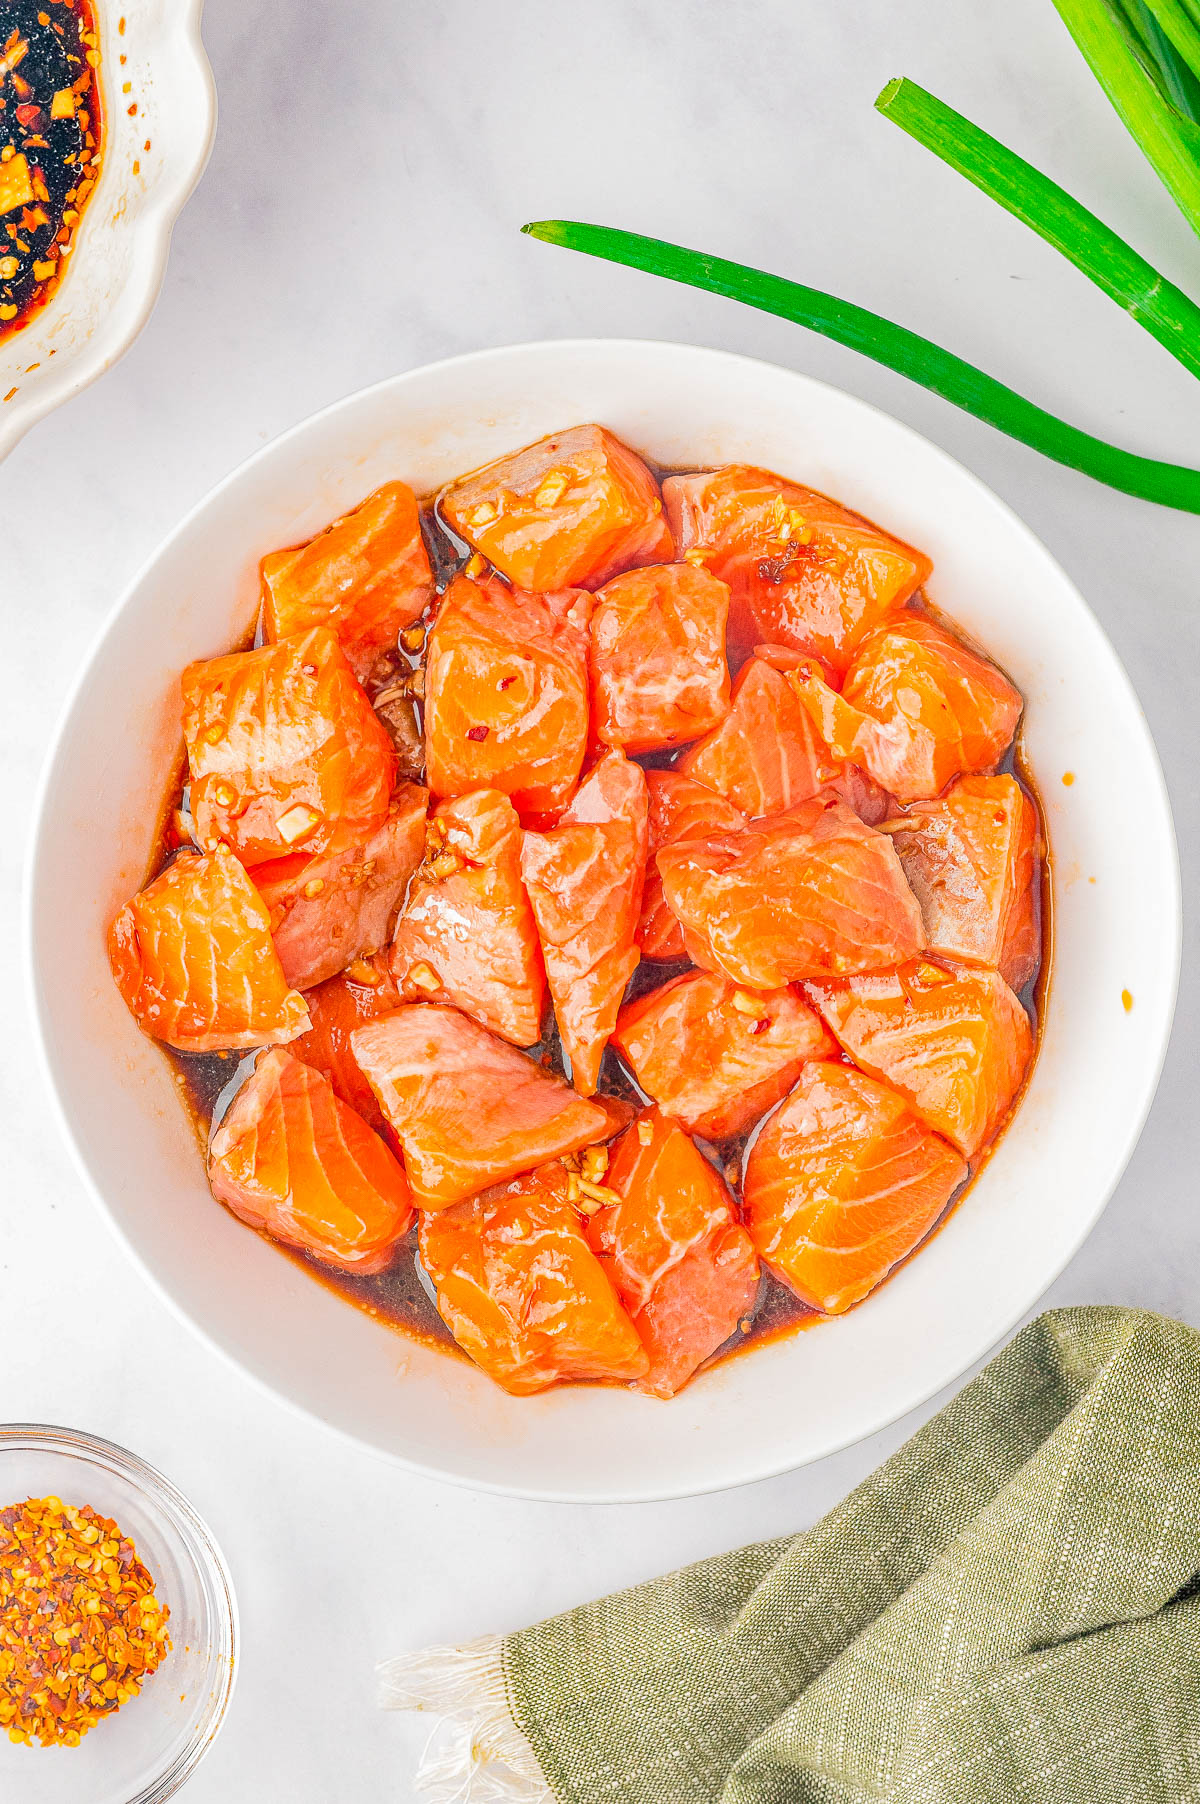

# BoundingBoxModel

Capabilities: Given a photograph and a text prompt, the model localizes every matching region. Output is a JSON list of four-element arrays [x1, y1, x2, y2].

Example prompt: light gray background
[[2, 2, 1197, 1796]]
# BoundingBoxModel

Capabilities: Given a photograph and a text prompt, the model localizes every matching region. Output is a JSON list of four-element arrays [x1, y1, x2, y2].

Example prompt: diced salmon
[[885, 774, 1041, 991], [108, 846, 310, 1053], [589, 562, 731, 754], [679, 650, 888, 822], [182, 627, 395, 866], [391, 789, 545, 1045], [613, 969, 834, 1141], [419, 1162, 648, 1395], [290, 954, 400, 1133], [423, 575, 590, 817], [662, 465, 931, 674], [208, 1048, 413, 1274], [657, 795, 924, 988], [806, 960, 1034, 1159], [350, 1003, 615, 1208], [742, 1061, 967, 1313], [638, 772, 746, 961], [260, 481, 435, 680], [440, 424, 674, 591], [587, 1109, 759, 1396], [256, 783, 427, 990], [520, 750, 648, 1095], [786, 615, 1023, 805]]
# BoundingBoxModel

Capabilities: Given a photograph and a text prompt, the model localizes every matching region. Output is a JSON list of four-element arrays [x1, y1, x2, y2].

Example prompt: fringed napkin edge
[[379, 1635, 554, 1802]]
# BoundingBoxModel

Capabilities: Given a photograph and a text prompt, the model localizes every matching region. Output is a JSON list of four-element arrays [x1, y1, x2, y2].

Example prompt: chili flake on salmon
[[111, 429, 1046, 1398], [422, 574, 590, 817]]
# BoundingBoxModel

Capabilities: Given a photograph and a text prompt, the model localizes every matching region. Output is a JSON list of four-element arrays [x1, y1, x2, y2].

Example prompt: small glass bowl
[[0, 1425, 237, 1803]]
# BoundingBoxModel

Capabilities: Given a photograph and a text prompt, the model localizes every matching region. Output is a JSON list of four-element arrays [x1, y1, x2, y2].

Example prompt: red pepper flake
[[0, 1496, 171, 1748], [466, 725, 489, 742], [15, 102, 41, 125], [498, 675, 516, 690]]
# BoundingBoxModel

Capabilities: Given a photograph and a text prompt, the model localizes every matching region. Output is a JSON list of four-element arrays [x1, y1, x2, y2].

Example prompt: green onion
[[1050, 0, 1200, 234], [521, 219, 1200, 513], [874, 78, 1200, 381]]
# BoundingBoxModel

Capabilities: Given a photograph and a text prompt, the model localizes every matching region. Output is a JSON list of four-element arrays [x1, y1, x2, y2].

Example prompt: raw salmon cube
[[423, 575, 590, 817], [679, 649, 888, 822], [613, 969, 834, 1141], [260, 481, 434, 680], [806, 960, 1034, 1159], [787, 615, 1023, 805], [589, 562, 731, 754], [440, 425, 673, 591], [638, 772, 746, 962], [587, 1109, 759, 1397], [350, 1003, 614, 1208], [662, 465, 931, 674], [419, 1162, 648, 1395], [885, 774, 1041, 991], [182, 627, 395, 867], [742, 1061, 967, 1313], [108, 845, 310, 1053], [391, 788, 545, 1046], [520, 750, 648, 1095], [256, 782, 427, 990], [657, 794, 924, 989], [290, 953, 401, 1134], [208, 1047, 413, 1274]]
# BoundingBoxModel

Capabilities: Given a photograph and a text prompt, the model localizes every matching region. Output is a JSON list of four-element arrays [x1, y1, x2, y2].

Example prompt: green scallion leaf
[[874, 77, 1200, 382], [521, 218, 1200, 513], [1050, 0, 1200, 234]]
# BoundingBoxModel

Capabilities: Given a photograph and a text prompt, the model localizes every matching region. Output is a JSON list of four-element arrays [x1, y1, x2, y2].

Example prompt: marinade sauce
[[159, 485, 1050, 1386], [0, 0, 102, 343]]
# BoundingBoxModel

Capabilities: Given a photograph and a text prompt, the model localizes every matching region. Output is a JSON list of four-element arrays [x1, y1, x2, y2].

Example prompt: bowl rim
[[0, 0, 217, 463], [23, 337, 1183, 1501], [0, 1421, 237, 1798]]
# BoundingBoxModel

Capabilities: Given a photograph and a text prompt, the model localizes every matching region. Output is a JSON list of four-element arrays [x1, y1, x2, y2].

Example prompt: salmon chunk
[[639, 772, 746, 961], [742, 1061, 967, 1313], [806, 961, 1034, 1159], [520, 749, 649, 1095], [787, 615, 1023, 805], [423, 575, 590, 817], [256, 783, 427, 990], [208, 1048, 413, 1274], [391, 788, 545, 1045], [587, 1110, 759, 1397], [440, 424, 673, 591], [679, 650, 888, 822], [657, 795, 924, 988], [182, 627, 395, 867], [589, 562, 731, 753], [290, 954, 400, 1133], [613, 969, 834, 1141], [662, 465, 931, 674], [350, 1003, 614, 1208], [885, 774, 1041, 991], [260, 481, 434, 680], [419, 1163, 648, 1395], [108, 846, 310, 1053]]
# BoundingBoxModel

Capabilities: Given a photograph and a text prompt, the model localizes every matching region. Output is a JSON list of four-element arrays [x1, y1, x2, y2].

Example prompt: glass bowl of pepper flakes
[[0, 1424, 236, 1803]]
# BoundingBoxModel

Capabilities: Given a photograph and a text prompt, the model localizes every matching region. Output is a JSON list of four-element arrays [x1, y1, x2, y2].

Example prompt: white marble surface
[[1, 0, 1198, 1796]]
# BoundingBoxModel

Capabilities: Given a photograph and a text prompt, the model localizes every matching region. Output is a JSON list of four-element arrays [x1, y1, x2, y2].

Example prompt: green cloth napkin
[[386, 1306, 1200, 1802]]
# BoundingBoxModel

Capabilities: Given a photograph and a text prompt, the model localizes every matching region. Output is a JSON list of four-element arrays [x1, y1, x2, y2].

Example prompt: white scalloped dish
[[0, 0, 215, 460]]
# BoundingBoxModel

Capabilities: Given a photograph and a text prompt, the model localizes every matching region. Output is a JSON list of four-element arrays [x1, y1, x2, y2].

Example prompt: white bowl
[[0, 0, 215, 461], [27, 340, 1181, 1502]]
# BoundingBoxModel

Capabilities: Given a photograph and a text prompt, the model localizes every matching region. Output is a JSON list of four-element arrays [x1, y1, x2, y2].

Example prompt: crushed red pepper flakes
[[0, 1496, 171, 1748]]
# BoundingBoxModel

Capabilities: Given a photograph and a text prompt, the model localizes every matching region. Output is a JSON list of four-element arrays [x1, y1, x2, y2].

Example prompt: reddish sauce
[[0, 0, 102, 344]]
